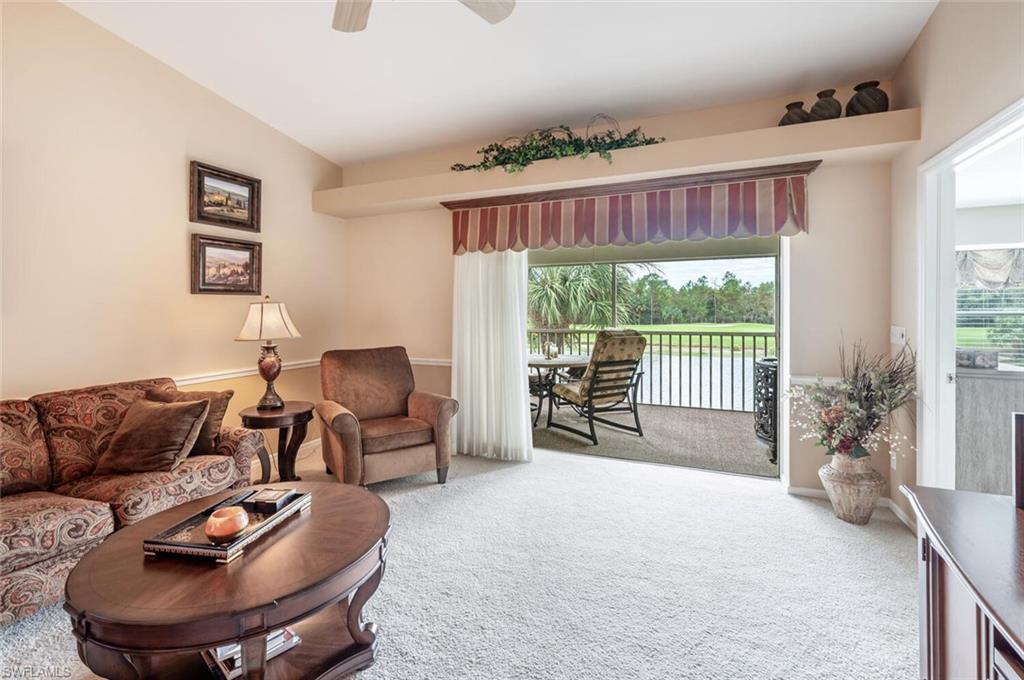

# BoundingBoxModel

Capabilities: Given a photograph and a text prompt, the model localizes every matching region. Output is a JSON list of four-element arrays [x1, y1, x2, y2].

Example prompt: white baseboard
[[787, 485, 916, 532], [254, 436, 322, 481], [786, 486, 830, 500], [883, 497, 916, 531]]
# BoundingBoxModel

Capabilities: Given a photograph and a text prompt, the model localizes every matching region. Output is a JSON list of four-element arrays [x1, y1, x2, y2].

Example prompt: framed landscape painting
[[189, 161, 261, 232], [191, 234, 261, 295]]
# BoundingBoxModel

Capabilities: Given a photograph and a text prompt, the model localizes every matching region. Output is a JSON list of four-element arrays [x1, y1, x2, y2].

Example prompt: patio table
[[528, 354, 591, 426]]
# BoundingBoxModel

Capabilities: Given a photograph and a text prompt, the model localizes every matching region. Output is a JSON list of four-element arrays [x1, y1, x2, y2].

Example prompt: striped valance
[[449, 168, 812, 255]]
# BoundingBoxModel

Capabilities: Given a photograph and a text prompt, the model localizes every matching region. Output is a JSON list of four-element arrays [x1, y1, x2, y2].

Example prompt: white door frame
[[916, 98, 1024, 489]]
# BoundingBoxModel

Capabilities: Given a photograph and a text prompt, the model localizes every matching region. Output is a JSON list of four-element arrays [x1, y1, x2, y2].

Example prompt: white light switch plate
[[890, 326, 907, 345]]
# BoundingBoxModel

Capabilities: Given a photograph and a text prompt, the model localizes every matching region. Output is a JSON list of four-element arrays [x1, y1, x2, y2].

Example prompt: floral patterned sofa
[[0, 377, 267, 625]]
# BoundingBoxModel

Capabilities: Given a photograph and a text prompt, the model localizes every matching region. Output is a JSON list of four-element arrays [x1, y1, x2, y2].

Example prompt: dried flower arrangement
[[790, 342, 916, 459]]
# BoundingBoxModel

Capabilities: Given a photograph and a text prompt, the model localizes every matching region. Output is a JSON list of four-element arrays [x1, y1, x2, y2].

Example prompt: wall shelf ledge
[[313, 108, 920, 219]]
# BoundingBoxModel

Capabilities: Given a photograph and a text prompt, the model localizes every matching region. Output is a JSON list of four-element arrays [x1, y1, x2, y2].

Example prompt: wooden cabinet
[[904, 486, 1024, 679]]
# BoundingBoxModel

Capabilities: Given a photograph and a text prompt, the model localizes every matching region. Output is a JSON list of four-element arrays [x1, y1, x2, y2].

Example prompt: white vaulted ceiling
[[64, 1, 937, 166]]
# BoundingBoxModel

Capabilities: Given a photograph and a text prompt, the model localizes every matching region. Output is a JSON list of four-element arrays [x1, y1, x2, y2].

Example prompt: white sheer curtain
[[452, 250, 533, 461]]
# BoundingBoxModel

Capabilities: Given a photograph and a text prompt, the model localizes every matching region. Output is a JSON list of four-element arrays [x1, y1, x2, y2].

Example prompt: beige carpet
[[0, 450, 916, 679], [533, 404, 778, 477]]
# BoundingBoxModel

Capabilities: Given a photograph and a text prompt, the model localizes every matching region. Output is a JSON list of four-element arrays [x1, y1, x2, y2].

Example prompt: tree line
[[528, 264, 775, 328]]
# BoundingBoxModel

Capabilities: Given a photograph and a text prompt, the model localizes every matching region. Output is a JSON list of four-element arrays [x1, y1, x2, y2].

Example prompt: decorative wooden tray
[[143, 489, 311, 563]]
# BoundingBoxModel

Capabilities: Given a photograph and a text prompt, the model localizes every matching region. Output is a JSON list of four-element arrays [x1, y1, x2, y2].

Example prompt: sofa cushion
[[361, 416, 433, 454], [56, 455, 238, 527], [0, 491, 114, 575], [146, 388, 234, 455], [1, 400, 51, 494], [321, 347, 415, 421], [31, 377, 176, 487], [94, 399, 210, 475]]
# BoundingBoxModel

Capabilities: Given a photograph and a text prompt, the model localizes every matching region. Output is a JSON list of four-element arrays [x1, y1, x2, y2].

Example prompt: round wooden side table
[[240, 401, 314, 484]]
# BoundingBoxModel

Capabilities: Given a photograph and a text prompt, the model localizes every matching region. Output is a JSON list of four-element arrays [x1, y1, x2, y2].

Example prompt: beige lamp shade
[[236, 296, 302, 342]]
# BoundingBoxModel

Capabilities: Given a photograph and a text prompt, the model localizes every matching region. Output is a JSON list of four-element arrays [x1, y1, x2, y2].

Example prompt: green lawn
[[955, 327, 993, 348], [532, 322, 1005, 358], [617, 322, 775, 334], [529, 322, 778, 355]]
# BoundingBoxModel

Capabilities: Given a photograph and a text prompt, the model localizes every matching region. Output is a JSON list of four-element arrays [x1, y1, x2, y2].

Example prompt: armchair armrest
[[315, 400, 363, 484], [408, 391, 458, 428], [408, 391, 459, 470], [315, 401, 360, 435], [216, 426, 268, 487]]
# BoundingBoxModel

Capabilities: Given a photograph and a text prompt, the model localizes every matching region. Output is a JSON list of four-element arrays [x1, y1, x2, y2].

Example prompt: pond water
[[635, 352, 768, 411]]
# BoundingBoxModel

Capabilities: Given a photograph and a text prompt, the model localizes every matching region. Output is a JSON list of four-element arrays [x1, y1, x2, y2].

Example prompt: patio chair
[[546, 329, 646, 445]]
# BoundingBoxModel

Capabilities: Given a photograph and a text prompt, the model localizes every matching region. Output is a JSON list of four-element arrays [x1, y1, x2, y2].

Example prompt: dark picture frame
[[191, 234, 262, 295], [189, 161, 261, 232]]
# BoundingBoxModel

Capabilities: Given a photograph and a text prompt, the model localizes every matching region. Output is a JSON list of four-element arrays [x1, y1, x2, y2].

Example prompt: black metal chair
[[528, 370, 546, 427], [545, 330, 646, 445]]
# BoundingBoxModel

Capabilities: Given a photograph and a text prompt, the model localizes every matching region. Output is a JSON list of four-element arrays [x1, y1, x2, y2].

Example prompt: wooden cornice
[[440, 160, 822, 210]]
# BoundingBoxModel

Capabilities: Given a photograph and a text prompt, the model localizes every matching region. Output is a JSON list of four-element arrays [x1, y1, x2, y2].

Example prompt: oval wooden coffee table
[[64, 482, 390, 680]]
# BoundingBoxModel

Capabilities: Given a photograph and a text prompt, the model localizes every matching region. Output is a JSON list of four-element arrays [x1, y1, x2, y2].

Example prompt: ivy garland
[[451, 115, 665, 174]]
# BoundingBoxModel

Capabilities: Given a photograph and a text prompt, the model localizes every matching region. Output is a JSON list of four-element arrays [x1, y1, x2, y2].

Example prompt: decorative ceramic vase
[[256, 342, 284, 410], [845, 81, 889, 116], [818, 454, 885, 525], [205, 506, 250, 544], [809, 89, 842, 121], [778, 101, 811, 126]]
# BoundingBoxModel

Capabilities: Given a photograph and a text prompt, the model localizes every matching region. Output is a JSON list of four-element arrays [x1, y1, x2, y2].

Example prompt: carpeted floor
[[533, 404, 778, 478], [0, 450, 916, 679]]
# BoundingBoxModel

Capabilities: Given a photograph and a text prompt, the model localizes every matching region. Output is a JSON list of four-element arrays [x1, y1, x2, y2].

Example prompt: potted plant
[[790, 342, 916, 524]]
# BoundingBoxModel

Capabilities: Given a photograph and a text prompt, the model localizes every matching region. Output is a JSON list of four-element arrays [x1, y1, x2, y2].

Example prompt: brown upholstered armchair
[[316, 347, 459, 486]]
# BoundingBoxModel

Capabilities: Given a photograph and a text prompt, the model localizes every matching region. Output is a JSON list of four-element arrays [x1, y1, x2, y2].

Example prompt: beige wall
[[11, 0, 1017, 503], [335, 162, 893, 492], [338, 208, 454, 395], [335, 57, 898, 494], [788, 163, 893, 490], [888, 1, 1024, 516], [1, 1, 347, 436], [185, 366, 322, 455], [343, 82, 893, 187]]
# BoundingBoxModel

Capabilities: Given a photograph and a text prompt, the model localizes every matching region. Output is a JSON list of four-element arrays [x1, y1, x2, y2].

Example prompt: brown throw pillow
[[146, 388, 234, 455], [94, 399, 210, 475]]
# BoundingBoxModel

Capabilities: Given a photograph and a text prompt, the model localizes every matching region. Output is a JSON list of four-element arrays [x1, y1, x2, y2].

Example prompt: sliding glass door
[[527, 256, 778, 412]]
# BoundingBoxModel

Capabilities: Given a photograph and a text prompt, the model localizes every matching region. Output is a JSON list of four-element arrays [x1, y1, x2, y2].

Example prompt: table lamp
[[236, 296, 302, 410]]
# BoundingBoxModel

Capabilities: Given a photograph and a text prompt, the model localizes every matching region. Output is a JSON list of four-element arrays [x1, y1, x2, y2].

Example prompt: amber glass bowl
[[204, 506, 250, 545]]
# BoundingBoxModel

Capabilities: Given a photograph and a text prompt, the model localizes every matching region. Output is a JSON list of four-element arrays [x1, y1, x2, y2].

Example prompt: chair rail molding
[[175, 357, 452, 386]]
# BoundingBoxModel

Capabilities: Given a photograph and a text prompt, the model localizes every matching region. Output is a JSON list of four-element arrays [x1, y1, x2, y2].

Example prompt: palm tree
[[528, 263, 653, 328]]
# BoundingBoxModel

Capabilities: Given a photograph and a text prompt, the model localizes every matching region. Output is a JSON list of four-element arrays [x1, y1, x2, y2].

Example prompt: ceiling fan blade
[[459, 0, 515, 24], [333, 0, 373, 32]]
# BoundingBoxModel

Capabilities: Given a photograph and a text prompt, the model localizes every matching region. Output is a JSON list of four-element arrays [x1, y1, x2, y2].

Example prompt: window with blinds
[[956, 247, 1024, 371]]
